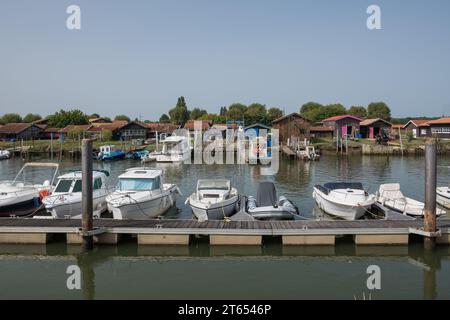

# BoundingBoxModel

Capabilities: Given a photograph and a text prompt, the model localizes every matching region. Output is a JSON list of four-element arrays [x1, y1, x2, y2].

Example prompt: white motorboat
[[106, 167, 180, 219], [186, 179, 239, 222], [0, 150, 11, 160], [0, 162, 59, 217], [42, 170, 111, 219], [377, 183, 444, 217], [437, 185, 450, 209], [156, 136, 191, 162], [313, 182, 375, 220], [246, 182, 300, 220]]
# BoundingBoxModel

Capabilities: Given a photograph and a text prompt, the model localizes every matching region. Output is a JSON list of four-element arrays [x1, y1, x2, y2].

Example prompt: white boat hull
[[189, 196, 239, 221], [437, 187, 450, 209], [108, 185, 178, 220], [156, 152, 190, 163], [44, 194, 108, 219], [313, 188, 370, 220]]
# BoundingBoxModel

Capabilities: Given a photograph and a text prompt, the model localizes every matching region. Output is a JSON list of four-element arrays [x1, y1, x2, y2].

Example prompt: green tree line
[[299, 101, 392, 123]]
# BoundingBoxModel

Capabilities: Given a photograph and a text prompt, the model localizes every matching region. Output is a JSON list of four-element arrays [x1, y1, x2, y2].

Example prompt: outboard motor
[[247, 196, 257, 211], [279, 196, 299, 214]]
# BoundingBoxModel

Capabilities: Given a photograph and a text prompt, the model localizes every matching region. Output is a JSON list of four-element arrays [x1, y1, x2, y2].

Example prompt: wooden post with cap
[[81, 139, 94, 251], [424, 139, 437, 250]]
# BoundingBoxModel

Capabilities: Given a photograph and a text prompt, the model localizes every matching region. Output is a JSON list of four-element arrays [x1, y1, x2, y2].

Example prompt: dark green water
[[0, 156, 449, 299]]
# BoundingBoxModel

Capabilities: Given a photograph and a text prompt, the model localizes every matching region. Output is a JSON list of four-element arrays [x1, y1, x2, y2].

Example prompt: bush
[[67, 129, 84, 140], [101, 129, 113, 141]]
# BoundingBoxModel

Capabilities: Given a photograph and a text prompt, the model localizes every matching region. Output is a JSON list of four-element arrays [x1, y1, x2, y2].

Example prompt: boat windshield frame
[[323, 182, 364, 191], [118, 177, 160, 192], [197, 180, 230, 191]]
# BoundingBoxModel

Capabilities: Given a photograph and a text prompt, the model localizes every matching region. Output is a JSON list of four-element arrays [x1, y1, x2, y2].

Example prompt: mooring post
[[81, 139, 94, 251], [424, 139, 437, 250]]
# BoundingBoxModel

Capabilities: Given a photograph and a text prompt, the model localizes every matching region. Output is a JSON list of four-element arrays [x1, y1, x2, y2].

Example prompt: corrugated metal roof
[[321, 115, 362, 122], [426, 117, 450, 125]]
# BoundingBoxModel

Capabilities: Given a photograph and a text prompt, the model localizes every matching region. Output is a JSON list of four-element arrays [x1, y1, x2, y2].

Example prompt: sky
[[0, 0, 449, 120]]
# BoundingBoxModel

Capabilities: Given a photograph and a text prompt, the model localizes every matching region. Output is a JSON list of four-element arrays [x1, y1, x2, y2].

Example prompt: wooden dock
[[0, 218, 449, 246], [281, 145, 296, 158]]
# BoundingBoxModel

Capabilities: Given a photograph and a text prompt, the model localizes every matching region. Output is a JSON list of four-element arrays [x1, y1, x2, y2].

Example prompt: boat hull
[[189, 196, 239, 221], [313, 188, 368, 220], [0, 198, 42, 217], [437, 187, 450, 209], [44, 194, 108, 219], [247, 208, 297, 220], [108, 187, 178, 220]]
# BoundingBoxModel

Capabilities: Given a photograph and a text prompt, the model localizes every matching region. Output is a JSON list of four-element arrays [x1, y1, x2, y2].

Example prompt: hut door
[[341, 126, 347, 137], [369, 127, 374, 139]]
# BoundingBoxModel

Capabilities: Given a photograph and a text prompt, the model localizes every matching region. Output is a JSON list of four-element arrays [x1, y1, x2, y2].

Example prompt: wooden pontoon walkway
[[0, 218, 449, 246]]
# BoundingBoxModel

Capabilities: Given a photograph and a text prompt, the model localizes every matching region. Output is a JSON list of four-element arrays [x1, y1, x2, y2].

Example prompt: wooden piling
[[81, 139, 94, 251], [424, 139, 437, 250]]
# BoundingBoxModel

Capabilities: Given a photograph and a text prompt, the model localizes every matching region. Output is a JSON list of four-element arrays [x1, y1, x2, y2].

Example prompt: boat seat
[[379, 183, 405, 200], [256, 182, 278, 207]]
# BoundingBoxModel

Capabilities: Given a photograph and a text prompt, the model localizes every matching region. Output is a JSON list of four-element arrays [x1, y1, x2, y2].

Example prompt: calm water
[[0, 155, 449, 299]]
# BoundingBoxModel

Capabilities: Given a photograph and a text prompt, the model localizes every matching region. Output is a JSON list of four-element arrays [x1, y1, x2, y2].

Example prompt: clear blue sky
[[1, 0, 449, 120]]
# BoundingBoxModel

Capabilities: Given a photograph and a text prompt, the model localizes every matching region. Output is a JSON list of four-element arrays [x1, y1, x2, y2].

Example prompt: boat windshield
[[324, 182, 364, 190], [198, 180, 230, 191], [54, 180, 73, 193], [119, 178, 159, 191]]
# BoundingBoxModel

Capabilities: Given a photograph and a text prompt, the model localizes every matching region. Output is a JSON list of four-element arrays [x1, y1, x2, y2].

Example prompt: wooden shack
[[321, 115, 362, 139], [0, 123, 45, 141], [359, 118, 392, 139], [271, 113, 310, 145]]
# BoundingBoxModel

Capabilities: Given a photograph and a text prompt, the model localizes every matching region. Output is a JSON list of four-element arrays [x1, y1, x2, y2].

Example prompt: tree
[[367, 102, 391, 121], [267, 108, 283, 122], [226, 103, 247, 121], [67, 128, 84, 140], [88, 113, 100, 119], [299, 102, 346, 123], [1, 113, 22, 124], [47, 109, 89, 128], [159, 114, 170, 123], [347, 106, 367, 118], [114, 115, 131, 122], [190, 108, 208, 120], [168, 96, 189, 125], [299, 102, 323, 121], [245, 103, 267, 125], [219, 106, 227, 116], [101, 129, 113, 141], [317, 104, 346, 121], [23, 113, 42, 123]]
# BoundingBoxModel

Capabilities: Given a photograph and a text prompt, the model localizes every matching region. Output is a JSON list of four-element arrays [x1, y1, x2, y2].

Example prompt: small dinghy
[[377, 183, 444, 217], [106, 167, 181, 219], [313, 182, 375, 220], [42, 170, 111, 219], [437, 185, 450, 209], [246, 182, 299, 220], [126, 149, 149, 160], [0, 162, 59, 217], [186, 179, 239, 222]]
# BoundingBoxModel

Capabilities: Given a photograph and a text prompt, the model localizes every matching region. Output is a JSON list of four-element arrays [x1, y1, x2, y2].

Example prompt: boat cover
[[256, 182, 277, 207], [324, 182, 364, 191]]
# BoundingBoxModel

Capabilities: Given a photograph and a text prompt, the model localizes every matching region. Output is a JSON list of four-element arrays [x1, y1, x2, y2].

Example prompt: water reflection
[[0, 243, 448, 299]]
